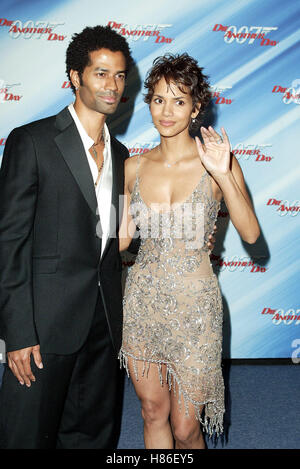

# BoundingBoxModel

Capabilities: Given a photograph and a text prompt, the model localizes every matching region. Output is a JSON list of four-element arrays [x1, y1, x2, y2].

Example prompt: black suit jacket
[[0, 106, 128, 356]]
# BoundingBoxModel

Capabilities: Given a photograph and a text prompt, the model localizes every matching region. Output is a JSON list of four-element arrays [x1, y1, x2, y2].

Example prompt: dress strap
[[136, 154, 141, 189], [205, 170, 221, 207], [136, 153, 141, 180], [206, 170, 214, 199], [132, 153, 141, 196], [198, 165, 212, 200]]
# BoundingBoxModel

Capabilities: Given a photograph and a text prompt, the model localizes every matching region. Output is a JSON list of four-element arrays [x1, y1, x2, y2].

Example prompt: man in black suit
[[0, 25, 133, 449]]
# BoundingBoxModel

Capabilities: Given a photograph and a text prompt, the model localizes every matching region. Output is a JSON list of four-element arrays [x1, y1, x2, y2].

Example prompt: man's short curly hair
[[144, 53, 211, 130], [66, 25, 133, 94]]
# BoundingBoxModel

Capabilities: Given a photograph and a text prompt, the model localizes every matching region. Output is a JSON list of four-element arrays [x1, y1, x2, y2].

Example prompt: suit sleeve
[[0, 127, 39, 352]]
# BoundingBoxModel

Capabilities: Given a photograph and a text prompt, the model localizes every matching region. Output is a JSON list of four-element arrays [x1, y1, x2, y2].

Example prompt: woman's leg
[[170, 382, 206, 449], [127, 358, 173, 449]]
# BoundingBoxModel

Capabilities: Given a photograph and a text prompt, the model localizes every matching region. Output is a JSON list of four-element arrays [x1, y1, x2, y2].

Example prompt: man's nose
[[104, 75, 118, 92]]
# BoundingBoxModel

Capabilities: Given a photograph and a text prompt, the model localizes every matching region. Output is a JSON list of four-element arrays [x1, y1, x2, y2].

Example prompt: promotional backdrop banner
[[0, 0, 300, 358]]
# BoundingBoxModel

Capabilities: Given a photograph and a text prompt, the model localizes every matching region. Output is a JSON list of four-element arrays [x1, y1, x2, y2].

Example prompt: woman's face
[[150, 77, 200, 138]]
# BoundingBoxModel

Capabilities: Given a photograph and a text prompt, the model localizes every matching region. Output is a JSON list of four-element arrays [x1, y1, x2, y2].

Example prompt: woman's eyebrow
[[153, 94, 185, 99]]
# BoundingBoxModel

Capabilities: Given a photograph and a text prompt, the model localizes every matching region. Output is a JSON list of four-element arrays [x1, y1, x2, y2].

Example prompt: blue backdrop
[[0, 0, 299, 358]]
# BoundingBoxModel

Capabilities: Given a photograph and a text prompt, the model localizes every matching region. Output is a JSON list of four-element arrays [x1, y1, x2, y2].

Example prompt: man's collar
[[68, 103, 110, 150]]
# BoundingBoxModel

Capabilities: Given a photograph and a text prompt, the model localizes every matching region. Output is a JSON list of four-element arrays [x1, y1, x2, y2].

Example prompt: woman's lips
[[159, 120, 176, 127]]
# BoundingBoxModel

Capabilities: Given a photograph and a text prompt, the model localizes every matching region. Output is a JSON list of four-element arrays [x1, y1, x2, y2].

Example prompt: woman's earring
[[192, 118, 196, 124]]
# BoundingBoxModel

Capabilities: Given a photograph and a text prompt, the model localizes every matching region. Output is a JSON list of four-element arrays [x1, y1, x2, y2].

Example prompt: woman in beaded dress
[[119, 54, 260, 449]]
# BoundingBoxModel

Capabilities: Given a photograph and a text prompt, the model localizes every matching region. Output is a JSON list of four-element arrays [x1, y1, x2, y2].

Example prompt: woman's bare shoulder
[[125, 153, 138, 167], [124, 153, 141, 176], [125, 148, 159, 171]]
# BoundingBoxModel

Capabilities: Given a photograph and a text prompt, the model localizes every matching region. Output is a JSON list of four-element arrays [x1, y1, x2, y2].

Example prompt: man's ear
[[70, 69, 80, 91]]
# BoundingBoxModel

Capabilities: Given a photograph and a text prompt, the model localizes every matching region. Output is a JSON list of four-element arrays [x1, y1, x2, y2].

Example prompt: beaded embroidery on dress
[[119, 154, 225, 436]]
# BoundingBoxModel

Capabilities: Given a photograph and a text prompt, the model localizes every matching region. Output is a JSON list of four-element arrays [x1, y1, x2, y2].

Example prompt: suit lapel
[[54, 107, 98, 217], [111, 137, 124, 227], [101, 137, 124, 262]]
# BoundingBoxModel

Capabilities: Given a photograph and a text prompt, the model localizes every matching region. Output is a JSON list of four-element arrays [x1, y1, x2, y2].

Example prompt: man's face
[[72, 48, 127, 115]]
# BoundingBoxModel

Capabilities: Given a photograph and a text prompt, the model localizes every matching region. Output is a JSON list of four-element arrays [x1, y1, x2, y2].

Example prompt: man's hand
[[7, 345, 43, 387], [207, 224, 217, 253]]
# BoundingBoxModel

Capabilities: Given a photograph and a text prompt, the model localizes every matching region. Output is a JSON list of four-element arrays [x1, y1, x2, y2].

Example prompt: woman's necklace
[[159, 146, 184, 168], [164, 156, 182, 168]]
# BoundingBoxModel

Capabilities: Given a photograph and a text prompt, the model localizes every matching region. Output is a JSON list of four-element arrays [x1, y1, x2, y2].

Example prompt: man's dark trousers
[[0, 293, 123, 449]]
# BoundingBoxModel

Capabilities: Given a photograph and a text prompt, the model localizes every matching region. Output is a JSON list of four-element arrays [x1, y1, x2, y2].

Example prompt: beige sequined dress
[[119, 154, 224, 436]]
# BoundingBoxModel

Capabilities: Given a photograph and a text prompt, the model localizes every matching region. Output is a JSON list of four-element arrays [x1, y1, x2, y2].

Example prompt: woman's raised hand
[[195, 126, 231, 178]]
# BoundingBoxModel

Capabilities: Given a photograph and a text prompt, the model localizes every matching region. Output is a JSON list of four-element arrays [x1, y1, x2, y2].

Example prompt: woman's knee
[[171, 418, 200, 445], [141, 397, 170, 425]]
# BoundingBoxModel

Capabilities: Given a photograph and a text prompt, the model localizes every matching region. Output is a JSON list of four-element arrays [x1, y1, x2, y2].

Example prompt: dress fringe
[[118, 349, 224, 438]]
